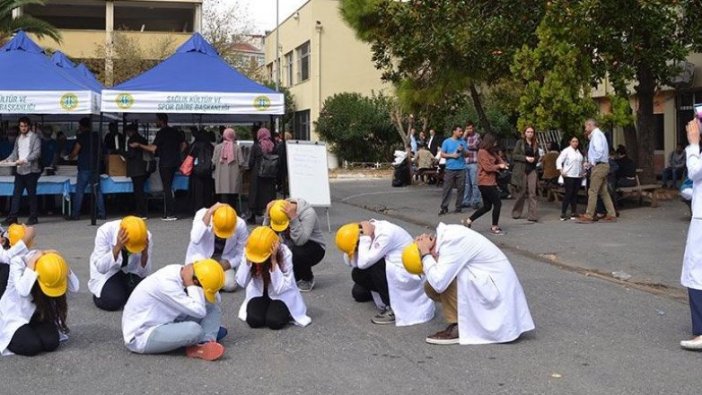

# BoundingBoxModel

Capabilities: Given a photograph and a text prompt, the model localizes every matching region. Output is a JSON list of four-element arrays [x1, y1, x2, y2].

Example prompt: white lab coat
[[236, 244, 311, 327], [682, 144, 702, 289], [423, 223, 534, 344], [122, 264, 211, 353], [88, 220, 152, 298], [185, 208, 248, 266], [0, 250, 79, 356], [353, 219, 435, 327]]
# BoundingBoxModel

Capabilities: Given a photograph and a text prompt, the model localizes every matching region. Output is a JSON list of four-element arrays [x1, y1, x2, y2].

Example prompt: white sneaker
[[680, 337, 702, 350], [371, 307, 395, 325]]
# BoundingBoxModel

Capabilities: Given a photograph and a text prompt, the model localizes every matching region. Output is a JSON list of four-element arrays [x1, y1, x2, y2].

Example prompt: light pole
[[275, 0, 280, 135]]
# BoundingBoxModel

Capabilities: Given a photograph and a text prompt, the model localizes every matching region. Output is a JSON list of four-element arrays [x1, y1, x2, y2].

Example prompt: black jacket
[[119, 133, 147, 178]]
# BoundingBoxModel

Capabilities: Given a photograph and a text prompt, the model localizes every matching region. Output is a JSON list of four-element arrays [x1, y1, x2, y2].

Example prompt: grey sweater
[[6, 132, 42, 175], [264, 198, 326, 248]]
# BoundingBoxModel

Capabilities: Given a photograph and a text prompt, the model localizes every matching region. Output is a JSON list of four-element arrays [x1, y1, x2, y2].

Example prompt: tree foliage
[[0, 0, 61, 44], [316, 92, 400, 163], [340, 0, 545, 134]]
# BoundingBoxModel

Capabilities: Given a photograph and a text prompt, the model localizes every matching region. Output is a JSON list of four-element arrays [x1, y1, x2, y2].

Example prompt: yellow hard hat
[[245, 226, 278, 263], [269, 200, 290, 232], [212, 204, 237, 239], [192, 259, 225, 304], [120, 216, 148, 254], [7, 223, 29, 247], [335, 223, 360, 258], [35, 252, 69, 297], [402, 243, 424, 275]]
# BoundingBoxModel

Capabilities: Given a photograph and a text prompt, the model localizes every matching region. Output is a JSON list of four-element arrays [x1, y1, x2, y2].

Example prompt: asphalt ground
[[0, 180, 700, 394]]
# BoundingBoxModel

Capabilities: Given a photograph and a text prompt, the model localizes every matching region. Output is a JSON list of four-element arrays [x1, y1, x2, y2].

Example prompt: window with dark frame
[[296, 41, 310, 83]]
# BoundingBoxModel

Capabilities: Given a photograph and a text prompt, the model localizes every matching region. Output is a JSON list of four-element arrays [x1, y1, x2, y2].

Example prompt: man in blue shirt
[[579, 119, 616, 223], [439, 126, 467, 215]]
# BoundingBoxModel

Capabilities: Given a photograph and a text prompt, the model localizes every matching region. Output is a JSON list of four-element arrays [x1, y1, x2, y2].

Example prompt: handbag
[[179, 155, 194, 176]]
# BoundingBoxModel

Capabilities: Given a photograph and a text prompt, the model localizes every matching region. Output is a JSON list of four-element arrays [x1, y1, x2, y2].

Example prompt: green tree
[[316, 92, 400, 163], [0, 0, 61, 44], [511, 1, 598, 138], [340, 0, 545, 135]]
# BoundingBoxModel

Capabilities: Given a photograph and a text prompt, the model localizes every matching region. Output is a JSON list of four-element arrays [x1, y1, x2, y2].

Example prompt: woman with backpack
[[213, 128, 244, 211], [188, 129, 215, 214], [247, 128, 278, 225]]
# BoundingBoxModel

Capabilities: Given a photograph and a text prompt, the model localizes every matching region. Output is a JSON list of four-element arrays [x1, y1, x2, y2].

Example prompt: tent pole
[[91, 113, 104, 226]]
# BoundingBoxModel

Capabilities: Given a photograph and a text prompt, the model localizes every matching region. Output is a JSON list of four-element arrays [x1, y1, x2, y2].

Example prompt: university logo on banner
[[253, 95, 271, 111], [60, 93, 79, 111], [115, 93, 135, 110]]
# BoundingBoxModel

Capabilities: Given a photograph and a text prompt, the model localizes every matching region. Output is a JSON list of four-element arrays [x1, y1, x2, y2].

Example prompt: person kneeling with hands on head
[[264, 199, 326, 292], [236, 226, 311, 330], [89, 216, 152, 311], [122, 259, 227, 361], [0, 250, 78, 356], [186, 203, 248, 292], [335, 220, 434, 326], [0, 224, 35, 298], [403, 223, 534, 345]]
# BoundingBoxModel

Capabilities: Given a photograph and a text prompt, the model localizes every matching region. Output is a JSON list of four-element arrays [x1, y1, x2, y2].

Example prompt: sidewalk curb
[[335, 198, 688, 304]]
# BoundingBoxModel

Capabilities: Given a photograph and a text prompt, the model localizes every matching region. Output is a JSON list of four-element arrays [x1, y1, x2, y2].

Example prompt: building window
[[296, 41, 310, 83], [655, 114, 665, 151], [285, 51, 293, 87], [24, 2, 105, 30], [114, 2, 196, 32], [293, 110, 311, 140], [266, 63, 273, 82]]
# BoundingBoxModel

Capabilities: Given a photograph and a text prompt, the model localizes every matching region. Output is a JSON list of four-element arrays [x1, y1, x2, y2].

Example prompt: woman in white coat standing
[[89, 216, 152, 311], [186, 203, 248, 292], [681, 119, 702, 350], [556, 136, 585, 220], [237, 226, 311, 330], [0, 251, 78, 356], [403, 223, 534, 345], [335, 220, 435, 326]]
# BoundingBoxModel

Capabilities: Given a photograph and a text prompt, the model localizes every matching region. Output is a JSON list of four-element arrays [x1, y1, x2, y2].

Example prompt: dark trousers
[[689, 288, 702, 336], [351, 259, 390, 306], [561, 177, 581, 215], [246, 293, 291, 330], [440, 169, 466, 210], [7, 317, 59, 356], [190, 175, 214, 214], [218, 194, 239, 212], [131, 175, 148, 217], [470, 185, 502, 226], [9, 172, 40, 220], [0, 263, 8, 298], [159, 166, 177, 217], [93, 271, 143, 311], [290, 240, 325, 282]]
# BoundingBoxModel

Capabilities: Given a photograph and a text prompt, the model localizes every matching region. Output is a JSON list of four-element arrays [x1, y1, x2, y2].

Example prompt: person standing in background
[[462, 122, 481, 210], [1, 117, 42, 226]]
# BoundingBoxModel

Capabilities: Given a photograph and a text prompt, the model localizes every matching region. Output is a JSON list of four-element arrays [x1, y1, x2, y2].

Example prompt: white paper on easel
[[286, 141, 331, 207]]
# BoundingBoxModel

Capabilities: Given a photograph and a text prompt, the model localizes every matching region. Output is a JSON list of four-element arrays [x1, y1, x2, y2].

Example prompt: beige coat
[[212, 143, 244, 194]]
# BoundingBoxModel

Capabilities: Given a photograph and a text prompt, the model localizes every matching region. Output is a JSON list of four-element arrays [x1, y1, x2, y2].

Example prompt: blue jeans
[[72, 170, 105, 217], [462, 163, 481, 207], [142, 302, 221, 354], [662, 167, 684, 187]]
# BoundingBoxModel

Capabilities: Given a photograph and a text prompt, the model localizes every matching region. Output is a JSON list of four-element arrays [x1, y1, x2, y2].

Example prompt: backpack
[[193, 143, 213, 177], [258, 153, 279, 178]]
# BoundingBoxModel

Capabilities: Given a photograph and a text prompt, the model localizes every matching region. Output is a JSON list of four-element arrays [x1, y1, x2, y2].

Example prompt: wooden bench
[[615, 170, 658, 207]]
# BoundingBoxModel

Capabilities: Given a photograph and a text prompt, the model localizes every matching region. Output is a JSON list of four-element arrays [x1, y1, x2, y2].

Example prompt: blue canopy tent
[[101, 33, 284, 123], [0, 31, 99, 119], [50, 51, 104, 92]]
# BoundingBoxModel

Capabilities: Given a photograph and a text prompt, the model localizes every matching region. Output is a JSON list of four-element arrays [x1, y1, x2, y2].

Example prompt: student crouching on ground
[[0, 224, 35, 298], [237, 226, 311, 330], [402, 223, 534, 345], [335, 220, 435, 326], [89, 216, 152, 311], [122, 259, 227, 361], [0, 251, 78, 356], [186, 203, 248, 292], [263, 198, 326, 292]]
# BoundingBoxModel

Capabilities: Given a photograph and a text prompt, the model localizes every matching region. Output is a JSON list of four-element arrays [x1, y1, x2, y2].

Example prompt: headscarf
[[257, 127, 274, 154], [220, 128, 237, 164]]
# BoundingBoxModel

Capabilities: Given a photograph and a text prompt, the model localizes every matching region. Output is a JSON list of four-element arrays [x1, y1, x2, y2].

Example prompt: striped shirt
[[465, 133, 481, 164]]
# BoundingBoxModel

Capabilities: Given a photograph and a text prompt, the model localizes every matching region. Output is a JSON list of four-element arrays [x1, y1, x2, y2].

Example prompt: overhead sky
[[236, 0, 309, 34]]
